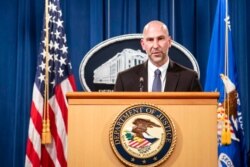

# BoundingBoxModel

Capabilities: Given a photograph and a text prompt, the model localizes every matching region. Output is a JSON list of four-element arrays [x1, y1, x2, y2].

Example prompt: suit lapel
[[165, 60, 179, 91]]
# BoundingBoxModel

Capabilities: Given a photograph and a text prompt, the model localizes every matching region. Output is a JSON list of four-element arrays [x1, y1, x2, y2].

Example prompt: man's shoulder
[[170, 60, 198, 75], [118, 63, 145, 76]]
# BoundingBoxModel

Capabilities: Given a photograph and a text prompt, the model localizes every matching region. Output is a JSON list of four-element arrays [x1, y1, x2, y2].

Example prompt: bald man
[[114, 20, 202, 92]]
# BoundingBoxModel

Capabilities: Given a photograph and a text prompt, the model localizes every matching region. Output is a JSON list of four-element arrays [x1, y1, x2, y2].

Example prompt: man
[[114, 20, 202, 92]]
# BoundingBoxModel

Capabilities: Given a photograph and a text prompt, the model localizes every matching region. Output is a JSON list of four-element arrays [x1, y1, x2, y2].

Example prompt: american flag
[[25, 0, 76, 166]]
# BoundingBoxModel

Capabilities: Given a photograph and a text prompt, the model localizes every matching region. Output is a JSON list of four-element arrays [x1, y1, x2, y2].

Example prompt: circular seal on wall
[[110, 104, 176, 167]]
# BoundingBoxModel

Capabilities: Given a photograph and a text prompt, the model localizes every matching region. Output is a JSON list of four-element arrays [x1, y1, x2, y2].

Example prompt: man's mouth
[[152, 52, 161, 55]]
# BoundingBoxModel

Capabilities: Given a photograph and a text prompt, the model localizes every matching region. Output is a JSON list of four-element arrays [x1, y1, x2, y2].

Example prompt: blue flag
[[204, 0, 246, 166]]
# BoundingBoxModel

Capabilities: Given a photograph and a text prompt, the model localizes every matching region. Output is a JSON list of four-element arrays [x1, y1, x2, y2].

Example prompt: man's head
[[141, 20, 172, 67]]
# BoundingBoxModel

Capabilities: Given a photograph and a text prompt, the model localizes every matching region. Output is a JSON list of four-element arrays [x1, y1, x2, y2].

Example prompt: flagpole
[[171, 0, 175, 40], [222, 0, 232, 145], [107, 0, 110, 38], [42, 0, 51, 144], [224, 0, 228, 99], [225, 0, 229, 76]]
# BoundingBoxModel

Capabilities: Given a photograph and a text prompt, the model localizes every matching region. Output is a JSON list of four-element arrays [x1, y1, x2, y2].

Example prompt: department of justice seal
[[110, 104, 176, 167]]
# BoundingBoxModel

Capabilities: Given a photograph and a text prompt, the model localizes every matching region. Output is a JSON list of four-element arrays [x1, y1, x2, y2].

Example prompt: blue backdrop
[[0, 0, 249, 166]]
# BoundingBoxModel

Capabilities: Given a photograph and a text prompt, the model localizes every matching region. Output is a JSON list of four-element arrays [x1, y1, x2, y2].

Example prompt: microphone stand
[[139, 77, 144, 92]]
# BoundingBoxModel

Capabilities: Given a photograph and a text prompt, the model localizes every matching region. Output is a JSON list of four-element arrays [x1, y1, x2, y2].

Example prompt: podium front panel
[[67, 92, 219, 167]]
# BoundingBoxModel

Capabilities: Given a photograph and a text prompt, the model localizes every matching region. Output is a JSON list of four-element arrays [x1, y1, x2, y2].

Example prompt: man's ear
[[140, 39, 145, 50], [168, 36, 172, 47]]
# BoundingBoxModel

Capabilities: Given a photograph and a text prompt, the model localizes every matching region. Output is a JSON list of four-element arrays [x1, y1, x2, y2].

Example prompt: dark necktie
[[152, 69, 162, 92]]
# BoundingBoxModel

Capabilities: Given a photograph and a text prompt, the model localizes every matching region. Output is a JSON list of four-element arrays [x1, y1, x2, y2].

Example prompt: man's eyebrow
[[145, 35, 166, 40]]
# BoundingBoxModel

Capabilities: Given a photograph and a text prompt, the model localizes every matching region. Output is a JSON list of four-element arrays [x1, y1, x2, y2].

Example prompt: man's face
[[141, 24, 171, 67]]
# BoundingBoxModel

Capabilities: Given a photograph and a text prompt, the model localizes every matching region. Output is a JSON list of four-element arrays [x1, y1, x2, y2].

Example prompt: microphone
[[139, 77, 144, 92]]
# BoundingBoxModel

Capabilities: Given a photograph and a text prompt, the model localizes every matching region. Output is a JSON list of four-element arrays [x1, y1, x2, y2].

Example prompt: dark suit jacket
[[114, 60, 202, 92]]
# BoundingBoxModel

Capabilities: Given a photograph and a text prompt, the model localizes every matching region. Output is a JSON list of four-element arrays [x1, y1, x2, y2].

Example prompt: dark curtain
[[0, 0, 249, 166]]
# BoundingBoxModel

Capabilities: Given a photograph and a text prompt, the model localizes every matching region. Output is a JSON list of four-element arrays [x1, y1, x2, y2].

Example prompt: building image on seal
[[93, 48, 147, 84]]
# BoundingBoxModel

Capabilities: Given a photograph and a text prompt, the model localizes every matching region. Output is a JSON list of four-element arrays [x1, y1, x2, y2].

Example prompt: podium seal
[[110, 104, 176, 167]]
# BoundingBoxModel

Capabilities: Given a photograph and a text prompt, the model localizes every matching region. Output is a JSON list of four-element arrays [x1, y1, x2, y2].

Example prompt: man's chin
[[151, 58, 163, 64]]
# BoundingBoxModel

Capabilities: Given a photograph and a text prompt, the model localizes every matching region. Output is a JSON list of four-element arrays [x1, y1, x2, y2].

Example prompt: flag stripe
[[26, 139, 40, 167], [49, 101, 67, 167], [28, 117, 41, 159], [32, 84, 44, 116], [41, 146, 55, 167], [45, 138, 58, 167], [54, 82, 69, 132], [68, 75, 77, 91], [50, 95, 67, 159], [30, 102, 42, 136], [25, 155, 32, 167]]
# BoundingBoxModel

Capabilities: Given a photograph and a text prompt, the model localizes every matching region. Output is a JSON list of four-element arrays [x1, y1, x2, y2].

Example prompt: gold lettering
[[121, 112, 130, 120], [145, 108, 155, 115], [116, 121, 123, 127], [156, 113, 162, 118], [166, 138, 172, 143], [131, 108, 140, 114], [114, 139, 121, 145]]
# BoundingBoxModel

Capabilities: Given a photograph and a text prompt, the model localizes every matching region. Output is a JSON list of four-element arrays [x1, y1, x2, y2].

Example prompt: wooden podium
[[66, 92, 219, 167]]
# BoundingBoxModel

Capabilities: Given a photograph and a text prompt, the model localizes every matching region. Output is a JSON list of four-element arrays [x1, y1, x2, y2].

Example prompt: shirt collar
[[148, 58, 169, 75]]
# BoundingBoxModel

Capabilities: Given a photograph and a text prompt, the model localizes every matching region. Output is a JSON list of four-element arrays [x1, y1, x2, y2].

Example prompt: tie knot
[[155, 69, 161, 76]]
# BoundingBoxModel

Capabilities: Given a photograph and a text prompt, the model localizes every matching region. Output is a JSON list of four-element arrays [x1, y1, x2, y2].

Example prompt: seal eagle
[[132, 118, 161, 139]]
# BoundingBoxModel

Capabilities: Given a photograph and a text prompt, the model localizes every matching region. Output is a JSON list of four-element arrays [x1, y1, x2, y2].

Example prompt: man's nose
[[152, 40, 159, 48]]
